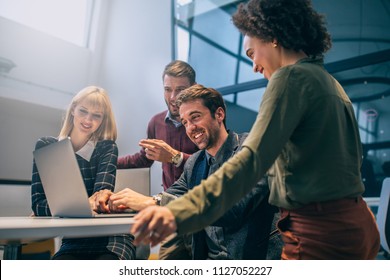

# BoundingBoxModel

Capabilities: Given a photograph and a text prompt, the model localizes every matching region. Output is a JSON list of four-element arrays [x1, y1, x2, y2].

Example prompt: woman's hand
[[89, 189, 113, 213], [130, 205, 177, 247]]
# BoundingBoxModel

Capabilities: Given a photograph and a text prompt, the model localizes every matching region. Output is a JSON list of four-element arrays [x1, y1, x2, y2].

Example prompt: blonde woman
[[31, 86, 135, 260]]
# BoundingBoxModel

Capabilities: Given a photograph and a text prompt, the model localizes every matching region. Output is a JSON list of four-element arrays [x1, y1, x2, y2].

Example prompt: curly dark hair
[[232, 0, 332, 57]]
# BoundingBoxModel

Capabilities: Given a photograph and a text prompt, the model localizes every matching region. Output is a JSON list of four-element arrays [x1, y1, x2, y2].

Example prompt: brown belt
[[281, 196, 362, 213]]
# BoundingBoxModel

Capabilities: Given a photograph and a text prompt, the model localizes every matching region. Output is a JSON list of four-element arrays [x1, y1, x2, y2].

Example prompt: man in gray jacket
[[109, 84, 281, 259]]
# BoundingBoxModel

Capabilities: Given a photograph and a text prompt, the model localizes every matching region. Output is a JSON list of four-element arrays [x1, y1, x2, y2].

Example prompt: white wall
[[0, 16, 90, 109], [97, 0, 171, 194], [0, 0, 172, 193], [0, 97, 63, 180]]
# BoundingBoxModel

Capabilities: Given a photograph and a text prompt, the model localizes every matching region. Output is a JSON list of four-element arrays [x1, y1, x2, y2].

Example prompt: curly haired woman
[[130, 0, 380, 260]]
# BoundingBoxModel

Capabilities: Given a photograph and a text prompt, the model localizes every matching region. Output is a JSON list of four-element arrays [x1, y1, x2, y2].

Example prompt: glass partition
[[173, 0, 390, 197]]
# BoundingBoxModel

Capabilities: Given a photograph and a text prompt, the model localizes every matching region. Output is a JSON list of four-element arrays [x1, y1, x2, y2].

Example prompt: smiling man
[[117, 60, 199, 192], [109, 84, 281, 259]]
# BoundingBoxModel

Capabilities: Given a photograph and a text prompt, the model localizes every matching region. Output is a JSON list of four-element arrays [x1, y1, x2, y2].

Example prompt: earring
[[273, 43, 278, 48]]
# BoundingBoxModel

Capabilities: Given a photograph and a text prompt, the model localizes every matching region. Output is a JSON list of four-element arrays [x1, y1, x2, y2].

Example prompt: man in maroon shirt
[[118, 60, 198, 190], [117, 60, 198, 259]]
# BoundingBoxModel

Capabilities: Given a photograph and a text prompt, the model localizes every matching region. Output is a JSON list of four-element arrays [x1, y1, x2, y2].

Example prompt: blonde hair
[[59, 86, 117, 141]]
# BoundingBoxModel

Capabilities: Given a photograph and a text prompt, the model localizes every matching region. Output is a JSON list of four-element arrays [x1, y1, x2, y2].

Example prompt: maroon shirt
[[118, 110, 198, 191]]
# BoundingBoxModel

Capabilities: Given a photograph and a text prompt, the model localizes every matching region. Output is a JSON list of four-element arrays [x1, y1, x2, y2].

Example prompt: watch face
[[172, 153, 180, 164], [153, 195, 162, 205]]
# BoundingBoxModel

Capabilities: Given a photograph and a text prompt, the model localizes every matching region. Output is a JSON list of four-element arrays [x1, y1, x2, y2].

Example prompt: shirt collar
[[208, 130, 235, 165], [296, 55, 324, 66], [205, 150, 213, 165], [165, 111, 182, 128], [75, 140, 96, 162]]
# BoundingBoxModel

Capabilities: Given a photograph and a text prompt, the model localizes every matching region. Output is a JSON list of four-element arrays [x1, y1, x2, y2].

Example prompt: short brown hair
[[162, 60, 196, 85], [176, 84, 227, 127]]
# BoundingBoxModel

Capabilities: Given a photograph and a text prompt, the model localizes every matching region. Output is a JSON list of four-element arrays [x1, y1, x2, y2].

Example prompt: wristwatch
[[171, 152, 181, 165], [152, 193, 162, 206]]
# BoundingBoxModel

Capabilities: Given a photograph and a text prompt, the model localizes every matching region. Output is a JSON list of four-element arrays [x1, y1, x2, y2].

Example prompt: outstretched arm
[[131, 205, 177, 247]]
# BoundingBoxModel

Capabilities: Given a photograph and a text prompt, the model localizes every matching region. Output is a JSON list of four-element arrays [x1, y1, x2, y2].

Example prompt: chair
[[361, 159, 380, 197], [377, 178, 390, 257], [0, 184, 54, 260]]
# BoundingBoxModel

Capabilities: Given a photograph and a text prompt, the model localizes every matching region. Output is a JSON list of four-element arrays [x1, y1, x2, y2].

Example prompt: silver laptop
[[115, 168, 151, 195], [33, 137, 135, 218]]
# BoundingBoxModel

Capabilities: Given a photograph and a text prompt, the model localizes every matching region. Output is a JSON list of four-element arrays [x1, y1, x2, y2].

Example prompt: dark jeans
[[52, 252, 119, 260]]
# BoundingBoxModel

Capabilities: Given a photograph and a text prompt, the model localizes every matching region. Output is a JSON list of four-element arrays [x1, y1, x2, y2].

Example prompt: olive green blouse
[[167, 57, 364, 235]]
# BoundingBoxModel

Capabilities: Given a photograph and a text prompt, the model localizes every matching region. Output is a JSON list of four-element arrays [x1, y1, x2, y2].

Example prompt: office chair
[[361, 159, 380, 197], [377, 178, 390, 258]]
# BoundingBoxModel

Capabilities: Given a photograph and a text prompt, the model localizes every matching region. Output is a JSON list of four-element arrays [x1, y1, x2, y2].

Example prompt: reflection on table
[[0, 216, 134, 259]]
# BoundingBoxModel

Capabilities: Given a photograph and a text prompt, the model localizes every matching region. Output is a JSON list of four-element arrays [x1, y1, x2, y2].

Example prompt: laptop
[[115, 168, 151, 196], [33, 137, 135, 218]]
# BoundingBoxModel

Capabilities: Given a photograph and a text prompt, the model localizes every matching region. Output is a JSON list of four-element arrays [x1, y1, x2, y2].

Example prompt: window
[[0, 0, 93, 47], [173, 0, 390, 197]]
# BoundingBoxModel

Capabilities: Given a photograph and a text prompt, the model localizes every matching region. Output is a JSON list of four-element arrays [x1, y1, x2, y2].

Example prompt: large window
[[173, 0, 390, 197], [174, 0, 258, 94], [0, 0, 93, 47]]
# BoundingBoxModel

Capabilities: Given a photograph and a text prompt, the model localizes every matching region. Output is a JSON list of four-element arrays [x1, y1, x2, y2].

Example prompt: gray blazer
[[162, 130, 278, 259]]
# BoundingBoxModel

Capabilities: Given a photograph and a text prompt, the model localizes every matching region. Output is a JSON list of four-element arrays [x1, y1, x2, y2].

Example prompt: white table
[[0, 216, 134, 259]]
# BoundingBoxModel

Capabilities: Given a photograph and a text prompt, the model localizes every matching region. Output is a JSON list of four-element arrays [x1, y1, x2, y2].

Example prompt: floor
[[1, 244, 388, 260]]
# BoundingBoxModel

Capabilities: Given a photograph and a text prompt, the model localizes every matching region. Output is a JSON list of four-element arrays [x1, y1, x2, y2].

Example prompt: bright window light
[[177, 0, 192, 6], [0, 0, 91, 47], [177, 27, 190, 61]]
